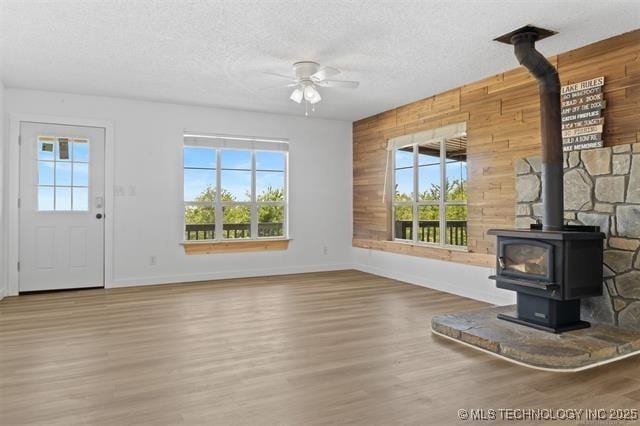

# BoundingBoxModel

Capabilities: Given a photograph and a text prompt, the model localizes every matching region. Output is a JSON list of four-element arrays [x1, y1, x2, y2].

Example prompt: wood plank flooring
[[1, 270, 639, 425]]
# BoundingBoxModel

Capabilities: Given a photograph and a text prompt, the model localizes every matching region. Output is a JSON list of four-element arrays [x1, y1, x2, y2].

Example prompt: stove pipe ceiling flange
[[495, 25, 563, 231]]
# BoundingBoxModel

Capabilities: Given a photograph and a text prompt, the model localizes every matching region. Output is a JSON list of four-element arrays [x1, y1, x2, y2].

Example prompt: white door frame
[[7, 114, 115, 295]]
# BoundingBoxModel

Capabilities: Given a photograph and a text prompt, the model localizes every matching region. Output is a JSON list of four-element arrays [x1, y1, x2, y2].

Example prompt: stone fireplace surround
[[515, 143, 640, 330]]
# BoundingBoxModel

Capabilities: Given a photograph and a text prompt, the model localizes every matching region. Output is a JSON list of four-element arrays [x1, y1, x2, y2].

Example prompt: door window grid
[[37, 137, 90, 211], [184, 147, 287, 241]]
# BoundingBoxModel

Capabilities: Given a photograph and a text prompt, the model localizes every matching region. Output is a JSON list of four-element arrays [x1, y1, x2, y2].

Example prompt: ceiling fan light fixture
[[271, 61, 357, 113], [289, 88, 303, 103], [309, 90, 322, 104], [303, 85, 319, 102]]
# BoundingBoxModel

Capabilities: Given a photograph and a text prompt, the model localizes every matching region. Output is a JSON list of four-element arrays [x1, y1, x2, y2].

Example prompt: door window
[[37, 137, 90, 211]]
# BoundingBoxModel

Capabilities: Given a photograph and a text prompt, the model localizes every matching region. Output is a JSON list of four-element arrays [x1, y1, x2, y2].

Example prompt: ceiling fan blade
[[315, 79, 359, 88], [311, 66, 340, 81], [263, 71, 296, 81]]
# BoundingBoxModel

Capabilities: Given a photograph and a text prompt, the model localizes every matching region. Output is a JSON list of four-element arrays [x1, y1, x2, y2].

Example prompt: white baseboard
[[351, 246, 515, 306], [354, 262, 514, 306], [4, 248, 513, 308], [108, 263, 354, 288]]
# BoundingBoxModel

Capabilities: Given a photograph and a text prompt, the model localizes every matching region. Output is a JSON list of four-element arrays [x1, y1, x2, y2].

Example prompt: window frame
[[391, 136, 467, 249], [183, 145, 288, 242]]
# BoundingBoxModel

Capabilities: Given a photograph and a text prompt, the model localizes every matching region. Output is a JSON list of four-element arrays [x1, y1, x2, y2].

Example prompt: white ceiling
[[1, 0, 638, 121]]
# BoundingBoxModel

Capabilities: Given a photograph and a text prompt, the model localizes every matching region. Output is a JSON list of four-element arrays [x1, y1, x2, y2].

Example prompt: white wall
[[4, 89, 352, 292], [2, 88, 509, 307], [352, 248, 515, 306], [0, 80, 5, 300]]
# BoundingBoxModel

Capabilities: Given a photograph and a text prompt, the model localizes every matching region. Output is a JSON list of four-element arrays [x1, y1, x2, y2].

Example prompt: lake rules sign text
[[561, 76, 605, 152]]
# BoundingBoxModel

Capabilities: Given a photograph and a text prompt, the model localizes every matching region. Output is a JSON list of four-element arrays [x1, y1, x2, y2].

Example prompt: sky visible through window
[[394, 149, 467, 200], [37, 138, 90, 211], [184, 148, 285, 202]]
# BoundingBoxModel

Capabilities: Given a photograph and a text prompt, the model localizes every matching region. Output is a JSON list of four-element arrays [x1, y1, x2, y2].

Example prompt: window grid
[[392, 136, 467, 248], [184, 147, 287, 241], [37, 137, 90, 212]]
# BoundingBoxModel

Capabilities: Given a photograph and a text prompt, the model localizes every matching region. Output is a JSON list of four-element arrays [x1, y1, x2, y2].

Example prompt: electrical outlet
[[323, 246, 328, 255], [150, 256, 157, 266]]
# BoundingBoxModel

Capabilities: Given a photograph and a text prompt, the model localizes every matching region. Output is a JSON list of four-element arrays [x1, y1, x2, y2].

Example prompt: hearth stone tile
[[614, 298, 627, 312], [594, 203, 614, 213], [603, 265, 615, 278], [613, 144, 631, 154], [515, 158, 531, 175], [609, 237, 640, 251], [568, 151, 580, 168], [582, 147, 612, 176], [515, 216, 537, 229], [431, 306, 640, 371], [564, 169, 593, 210], [582, 287, 615, 325], [627, 155, 640, 203], [516, 174, 540, 202], [499, 342, 592, 368], [577, 212, 610, 236], [515, 203, 530, 216], [619, 302, 640, 330], [617, 205, 640, 237], [603, 250, 634, 273], [613, 154, 631, 175], [532, 202, 544, 217], [595, 176, 625, 203], [527, 156, 542, 173], [616, 271, 640, 299]]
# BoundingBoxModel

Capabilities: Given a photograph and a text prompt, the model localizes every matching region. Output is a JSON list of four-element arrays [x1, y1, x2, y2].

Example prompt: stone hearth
[[515, 144, 640, 330], [432, 306, 640, 371]]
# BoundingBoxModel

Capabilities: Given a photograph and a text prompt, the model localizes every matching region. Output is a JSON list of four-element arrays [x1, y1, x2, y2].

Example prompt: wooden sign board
[[561, 77, 605, 152]]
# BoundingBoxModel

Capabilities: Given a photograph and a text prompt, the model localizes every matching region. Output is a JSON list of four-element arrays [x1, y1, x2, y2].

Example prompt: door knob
[[96, 213, 103, 219]]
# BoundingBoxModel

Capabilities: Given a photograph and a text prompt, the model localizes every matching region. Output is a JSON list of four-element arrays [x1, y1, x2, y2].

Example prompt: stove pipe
[[511, 31, 564, 230]]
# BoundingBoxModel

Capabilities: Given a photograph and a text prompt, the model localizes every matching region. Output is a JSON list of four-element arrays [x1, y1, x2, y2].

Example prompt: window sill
[[392, 239, 469, 252], [352, 238, 494, 267], [181, 239, 290, 255]]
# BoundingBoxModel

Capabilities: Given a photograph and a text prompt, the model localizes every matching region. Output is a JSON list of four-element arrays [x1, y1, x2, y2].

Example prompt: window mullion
[[391, 149, 396, 239], [250, 150, 258, 239], [412, 144, 418, 244], [439, 138, 446, 246], [215, 149, 222, 240], [284, 151, 289, 239]]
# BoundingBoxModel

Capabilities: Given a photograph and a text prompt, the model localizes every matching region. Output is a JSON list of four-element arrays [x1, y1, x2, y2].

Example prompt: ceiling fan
[[264, 61, 359, 114]]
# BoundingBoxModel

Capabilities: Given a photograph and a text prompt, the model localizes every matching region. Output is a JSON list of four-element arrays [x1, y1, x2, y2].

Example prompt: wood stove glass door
[[499, 239, 553, 281]]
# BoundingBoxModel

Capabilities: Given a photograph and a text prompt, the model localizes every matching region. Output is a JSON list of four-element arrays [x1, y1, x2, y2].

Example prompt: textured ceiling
[[1, 0, 638, 121]]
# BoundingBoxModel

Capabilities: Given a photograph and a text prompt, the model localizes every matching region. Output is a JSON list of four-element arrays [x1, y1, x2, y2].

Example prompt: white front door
[[19, 122, 106, 292]]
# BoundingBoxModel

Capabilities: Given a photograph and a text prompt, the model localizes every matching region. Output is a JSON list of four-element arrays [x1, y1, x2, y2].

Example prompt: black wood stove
[[489, 225, 604, 332], [490, 27, 605, 333]]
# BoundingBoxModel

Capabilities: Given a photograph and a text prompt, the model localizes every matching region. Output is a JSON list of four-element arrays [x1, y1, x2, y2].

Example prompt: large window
[[392, 133, 467, 248], [183, 135, 288, 241]]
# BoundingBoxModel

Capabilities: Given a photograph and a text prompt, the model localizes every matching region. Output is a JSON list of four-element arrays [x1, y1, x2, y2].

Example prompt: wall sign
[[561, 76, 605, 152]]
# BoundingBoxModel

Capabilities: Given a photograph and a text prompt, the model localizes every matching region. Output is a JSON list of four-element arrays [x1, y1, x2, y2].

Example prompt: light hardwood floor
[[1, 270, 639, 425]]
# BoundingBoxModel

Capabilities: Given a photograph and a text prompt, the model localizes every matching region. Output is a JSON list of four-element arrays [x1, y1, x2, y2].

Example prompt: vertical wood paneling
[[353, 30, 640, 265]]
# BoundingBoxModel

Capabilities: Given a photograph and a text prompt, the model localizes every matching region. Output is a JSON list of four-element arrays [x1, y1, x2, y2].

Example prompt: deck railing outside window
[[391, 126, 468, 248]]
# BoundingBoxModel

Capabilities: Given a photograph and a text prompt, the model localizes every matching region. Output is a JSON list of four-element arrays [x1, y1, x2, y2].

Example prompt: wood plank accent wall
[[353, 30, 640, 267]]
